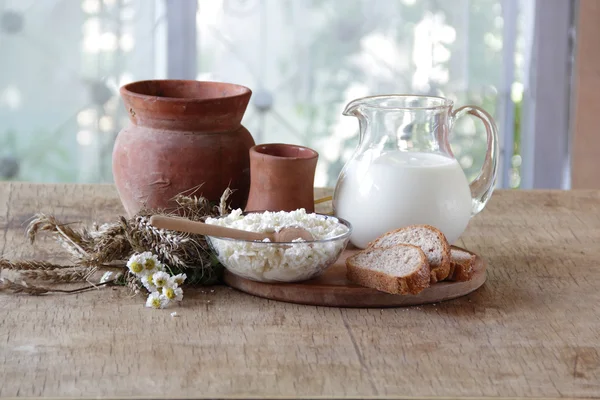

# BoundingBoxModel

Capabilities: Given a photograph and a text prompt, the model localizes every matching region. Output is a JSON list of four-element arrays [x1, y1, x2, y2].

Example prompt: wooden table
[[1, 182, 599, 399]]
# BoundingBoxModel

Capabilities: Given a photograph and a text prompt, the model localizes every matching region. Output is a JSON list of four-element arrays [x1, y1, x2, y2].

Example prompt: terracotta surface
[[223, 245, 485, 307], [245, 143, 318, 212], [113, 80, 255, 216]]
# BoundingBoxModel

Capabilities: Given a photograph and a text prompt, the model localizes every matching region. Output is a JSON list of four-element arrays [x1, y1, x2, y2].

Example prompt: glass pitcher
[[333, 95, 498, 249]]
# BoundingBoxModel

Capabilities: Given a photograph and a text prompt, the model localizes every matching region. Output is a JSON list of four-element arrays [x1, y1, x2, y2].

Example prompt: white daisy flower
[[152, 271, 170, 288], [140, 252, 163, 274], [162, 285, 183, 302], [141, 274, 158, 293], [169, 273, 187, 287], [126, 253, 145, 275], [145, 292, 169, 309]]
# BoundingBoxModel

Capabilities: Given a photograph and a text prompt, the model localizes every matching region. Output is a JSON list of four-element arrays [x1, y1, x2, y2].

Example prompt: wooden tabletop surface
[[1, 182, 599, 399]]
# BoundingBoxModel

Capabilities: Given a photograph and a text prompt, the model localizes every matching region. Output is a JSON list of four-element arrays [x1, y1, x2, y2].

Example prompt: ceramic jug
[[113, 80, 255, 217], [333, 95, 498, 248]]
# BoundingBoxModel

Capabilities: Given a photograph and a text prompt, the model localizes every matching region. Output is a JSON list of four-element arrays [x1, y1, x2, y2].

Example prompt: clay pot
[[113, 80, 255, 216], [245, 143, 318, 213]]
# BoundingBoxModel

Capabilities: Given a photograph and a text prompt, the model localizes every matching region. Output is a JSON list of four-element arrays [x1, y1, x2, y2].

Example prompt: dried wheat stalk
[[0, 279, 49, 295], [1, 188, 233, 292], [27, 214, 94, 254], [0, 259, 69, 271], [19, 267, 94, 283], [217, 188, 234, 217], [0, 278, 116, 295]]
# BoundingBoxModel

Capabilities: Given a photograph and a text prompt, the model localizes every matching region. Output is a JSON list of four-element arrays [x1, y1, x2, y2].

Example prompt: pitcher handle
[[450, 105, 499, 216]]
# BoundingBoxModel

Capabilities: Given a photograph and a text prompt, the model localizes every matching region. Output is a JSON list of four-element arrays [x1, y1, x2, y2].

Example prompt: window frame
[[520, 0, 576, 189], [165, 0, 197, 80], [166, 0, 576, 189]]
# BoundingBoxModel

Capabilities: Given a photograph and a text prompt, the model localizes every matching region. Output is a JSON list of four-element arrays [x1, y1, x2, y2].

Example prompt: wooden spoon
[[149, 215, 314, 242]]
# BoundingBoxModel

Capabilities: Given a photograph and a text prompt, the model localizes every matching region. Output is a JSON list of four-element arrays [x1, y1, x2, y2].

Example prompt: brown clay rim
[[251, 143, 319, 160], [120, 79, 252, 103]]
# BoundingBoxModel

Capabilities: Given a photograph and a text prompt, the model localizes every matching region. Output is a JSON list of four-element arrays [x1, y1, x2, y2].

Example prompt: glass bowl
[[206, 214, 352, 283]]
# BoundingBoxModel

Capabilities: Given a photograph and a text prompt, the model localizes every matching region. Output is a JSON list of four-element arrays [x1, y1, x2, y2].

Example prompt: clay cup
[[245, 143, 318, 213]]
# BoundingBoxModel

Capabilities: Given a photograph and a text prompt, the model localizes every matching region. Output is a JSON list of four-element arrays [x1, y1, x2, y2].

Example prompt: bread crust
[[367, 224, 452, 284], [346, 244, 430, 295], [446, 251, 476, 282]]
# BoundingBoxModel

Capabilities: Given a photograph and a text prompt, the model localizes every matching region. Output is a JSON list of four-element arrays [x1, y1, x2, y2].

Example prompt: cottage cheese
[[205, 209, 350, 282]]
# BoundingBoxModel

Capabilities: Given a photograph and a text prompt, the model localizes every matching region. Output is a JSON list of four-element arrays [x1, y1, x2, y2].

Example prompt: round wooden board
[[223, 246, 486, 308]]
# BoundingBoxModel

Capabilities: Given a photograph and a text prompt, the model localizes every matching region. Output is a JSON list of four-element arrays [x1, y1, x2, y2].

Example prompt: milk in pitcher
[[333, 150, 472, 248]]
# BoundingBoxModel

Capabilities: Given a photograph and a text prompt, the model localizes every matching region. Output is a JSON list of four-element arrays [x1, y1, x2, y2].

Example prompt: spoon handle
[[149, 215, 268, 241]]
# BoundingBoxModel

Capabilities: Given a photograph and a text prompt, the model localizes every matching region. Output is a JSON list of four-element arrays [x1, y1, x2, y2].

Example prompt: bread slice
[[346, 244, 430, 295], [368, 225, 451, 283], [446, 248, 476, 281]]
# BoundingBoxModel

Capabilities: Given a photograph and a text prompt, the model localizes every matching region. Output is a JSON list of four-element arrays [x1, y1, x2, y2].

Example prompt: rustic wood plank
[[1, 183, 600, 399]]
